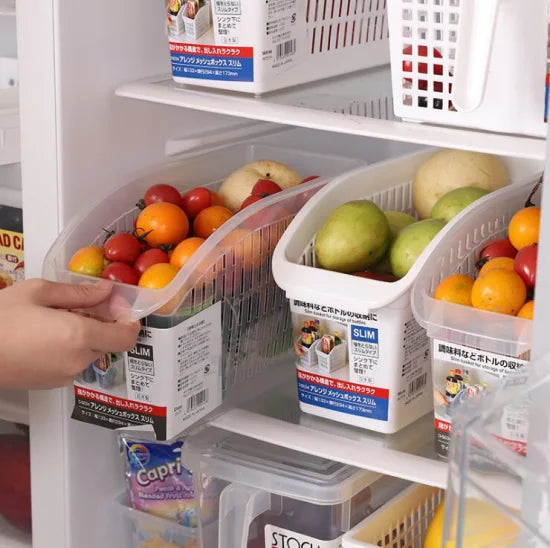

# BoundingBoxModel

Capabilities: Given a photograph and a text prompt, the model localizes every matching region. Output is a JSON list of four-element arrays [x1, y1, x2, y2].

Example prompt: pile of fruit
[[314, 149, 508, 281], [67, 160, 317, 289], [433, 187, 541, 320]]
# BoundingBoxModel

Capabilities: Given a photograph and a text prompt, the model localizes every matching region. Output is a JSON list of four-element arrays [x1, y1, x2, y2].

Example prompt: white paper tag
[[433, 340, 528, 378], [265, 525, 342, 548]]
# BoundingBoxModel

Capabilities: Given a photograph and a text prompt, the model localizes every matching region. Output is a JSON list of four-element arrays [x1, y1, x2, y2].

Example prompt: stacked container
[[165, 0, 390, 94], [387, 0, 548, 136], [183, 426, 409, 548]]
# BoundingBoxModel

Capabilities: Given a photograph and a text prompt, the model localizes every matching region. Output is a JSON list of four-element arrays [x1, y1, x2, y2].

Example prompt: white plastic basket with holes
[[342, 484, 444, 548], [387, 0, 548, 136], [166, 0, 390, 94], [317, 339, 347, 373], [412, 175, 543, 458], [272, 149, 543, 434]]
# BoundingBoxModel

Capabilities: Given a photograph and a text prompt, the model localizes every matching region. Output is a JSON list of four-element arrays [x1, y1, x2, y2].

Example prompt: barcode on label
[[276, 39, 296, 59], [409, 373, 427, 395], [187, 389, 208, 412]]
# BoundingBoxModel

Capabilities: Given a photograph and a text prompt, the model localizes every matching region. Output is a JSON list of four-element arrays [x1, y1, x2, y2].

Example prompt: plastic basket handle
[[451, 0, 501, 112], [218, 483, 271, 548]]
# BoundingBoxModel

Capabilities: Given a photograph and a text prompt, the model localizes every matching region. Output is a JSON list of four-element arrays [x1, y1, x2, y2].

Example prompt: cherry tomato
[[240, 195, 262, 210], [352, 271, 398, 283], [514, 243, 537, 288], [182, 187, 212, 219], [138, 263, 178, 290], [193, 206, 233, 238], [103, 232, 141, 265], [403, 45, 444, 92], [68, 246, 105, 277], [143, 184, 184, 208], [250, 179, 282, 197], [136, 202, 189, 247], [209, 190, 225, 207], [102, 262, 140, 285], [475, 238, 517, 270], [134, 248, 170, 275]]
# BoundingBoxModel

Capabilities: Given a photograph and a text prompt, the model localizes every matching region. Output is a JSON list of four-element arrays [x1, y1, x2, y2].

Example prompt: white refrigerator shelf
[[116, 66, 546, 161], [0, 87, 19, 166]]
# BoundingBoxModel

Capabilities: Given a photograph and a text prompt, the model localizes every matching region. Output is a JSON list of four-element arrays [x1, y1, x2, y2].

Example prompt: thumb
[[33, 279, 113, 309]]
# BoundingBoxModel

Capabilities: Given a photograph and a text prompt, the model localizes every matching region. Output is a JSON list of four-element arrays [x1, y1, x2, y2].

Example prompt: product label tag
[[432, 339, 529, 457], [72, 302, 222, 440], [297, 368, 389, 421], [265, 525, 342, 548]]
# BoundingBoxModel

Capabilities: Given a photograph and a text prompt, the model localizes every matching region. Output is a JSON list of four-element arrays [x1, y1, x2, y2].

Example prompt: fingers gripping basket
[[386, 0, 548, 136], [412, 173, 543, 458]]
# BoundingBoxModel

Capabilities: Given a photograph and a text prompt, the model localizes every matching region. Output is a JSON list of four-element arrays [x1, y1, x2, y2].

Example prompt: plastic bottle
[[309, 321, 319, 340], [301, 322, 312, 348], [333, 331, 342, 345]]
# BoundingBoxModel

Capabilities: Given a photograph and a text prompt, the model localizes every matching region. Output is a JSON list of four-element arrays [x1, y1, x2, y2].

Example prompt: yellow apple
[[218, 160, 301, 212]]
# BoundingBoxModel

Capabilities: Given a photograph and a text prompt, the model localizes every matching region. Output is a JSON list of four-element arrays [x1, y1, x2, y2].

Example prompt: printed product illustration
[[0, 205, 24, 289], [432, 340, 529, 458]]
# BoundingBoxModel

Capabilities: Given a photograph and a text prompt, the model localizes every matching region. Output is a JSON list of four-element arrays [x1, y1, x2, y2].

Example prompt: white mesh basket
[[168, 0, 390, 94], [343, 484, 443, 548], [387, 0, 548, 136]]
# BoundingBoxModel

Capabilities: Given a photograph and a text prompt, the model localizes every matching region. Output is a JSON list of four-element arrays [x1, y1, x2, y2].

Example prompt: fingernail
[[95, 279, 113, 291]]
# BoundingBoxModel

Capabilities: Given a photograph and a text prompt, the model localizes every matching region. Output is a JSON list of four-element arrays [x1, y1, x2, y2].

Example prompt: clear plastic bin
[[412, 174, 543, 457], [387, 0, 547, 136], [165, 0, 390, 94], [443, 357, 550, 547], [46, 140, 366, 439], [115, 495, 198, 548], [43, 142, 364, 322], [343, 484, 443, 548], [183, 426, 409, 548]]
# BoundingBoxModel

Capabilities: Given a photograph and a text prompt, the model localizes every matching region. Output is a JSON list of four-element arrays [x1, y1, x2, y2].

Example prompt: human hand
[[0, 279, 140, 389]]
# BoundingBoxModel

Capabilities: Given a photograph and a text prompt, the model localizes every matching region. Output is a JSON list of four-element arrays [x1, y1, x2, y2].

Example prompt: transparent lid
[[183, 427, 379, 506]]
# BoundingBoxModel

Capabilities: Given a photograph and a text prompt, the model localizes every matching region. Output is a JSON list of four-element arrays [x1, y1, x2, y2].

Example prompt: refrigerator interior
[[13, 1, 550, 547]]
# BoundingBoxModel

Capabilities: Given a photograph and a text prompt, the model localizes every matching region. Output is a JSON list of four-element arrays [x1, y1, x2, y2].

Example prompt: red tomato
[[182, 187, 212, 219], [104, 232, 142, 264], [514, 244, 537, 288], [134, 248, 170, 275], [143, 184, 184, 208], [102, 262, 140, 285], [403, 45, 444, 92], [251, 179, 282, 197], [475, 238, 517, 270], [240, 195, 262, 210]]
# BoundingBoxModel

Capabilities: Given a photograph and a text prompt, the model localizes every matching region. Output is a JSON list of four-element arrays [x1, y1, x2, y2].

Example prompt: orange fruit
[[218, 228, 267, 270], [508, 206, 540, 250], [68, 246, 105, 277], [193, 205, 233, 239], [170, 237, 205, 269], [209, 190, 225, 207], [517, 300, 534, 320], [471, 269, 526, 315], [136, 202, 189, 247], [433, 274, 475, 306], [138, 263, 179, 289], [478, 257, 515, 277]]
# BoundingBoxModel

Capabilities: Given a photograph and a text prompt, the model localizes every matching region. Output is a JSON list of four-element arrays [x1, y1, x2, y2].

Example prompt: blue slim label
[[170, 42, 254, 82], [297, 370, 389, 422], [351, 325, 379, 343]]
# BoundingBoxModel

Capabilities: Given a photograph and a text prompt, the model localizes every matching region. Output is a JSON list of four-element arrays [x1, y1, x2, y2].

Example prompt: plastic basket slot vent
[[307, 0, 388, 55], [373, 489, 443, 548], [398, 0, 459, 112]]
